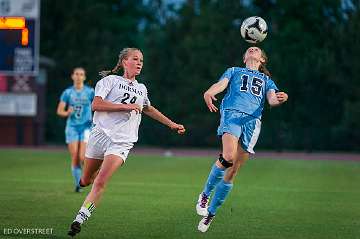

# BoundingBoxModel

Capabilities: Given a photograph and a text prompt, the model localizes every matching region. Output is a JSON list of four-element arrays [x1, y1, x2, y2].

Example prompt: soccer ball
[[240, 16, 268, 44]]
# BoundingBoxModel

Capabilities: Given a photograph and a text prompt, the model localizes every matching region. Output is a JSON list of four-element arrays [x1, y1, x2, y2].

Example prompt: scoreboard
[[0, 0, 39, 75], [0, 0, 39, 116]]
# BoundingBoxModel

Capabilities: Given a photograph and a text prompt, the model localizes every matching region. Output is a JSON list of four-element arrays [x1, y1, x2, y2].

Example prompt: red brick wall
[[0, 117, 35, 145]]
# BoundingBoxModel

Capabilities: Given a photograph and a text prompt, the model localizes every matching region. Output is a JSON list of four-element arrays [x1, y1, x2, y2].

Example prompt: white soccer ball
[[240, 16, 268, 44]]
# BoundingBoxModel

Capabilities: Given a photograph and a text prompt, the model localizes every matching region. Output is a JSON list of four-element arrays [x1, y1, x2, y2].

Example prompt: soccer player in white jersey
[[67, 48, 185, 237]]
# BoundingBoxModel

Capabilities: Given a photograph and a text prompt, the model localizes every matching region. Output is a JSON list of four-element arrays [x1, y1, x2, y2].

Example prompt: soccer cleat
[[198, 213, 215, 233], [196, 193, 209, 216], [67, 221, 81, 237]]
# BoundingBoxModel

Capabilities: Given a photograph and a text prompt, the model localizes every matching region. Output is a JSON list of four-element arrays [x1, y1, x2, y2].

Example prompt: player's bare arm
[[143, 105, 185, 134], [92, 96, 141, 113], [203, 78, 229, 112], [56, 101, 73, 117]]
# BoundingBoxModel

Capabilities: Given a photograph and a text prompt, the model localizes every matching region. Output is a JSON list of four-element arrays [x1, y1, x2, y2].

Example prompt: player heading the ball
[[196, 47, 288, 233]]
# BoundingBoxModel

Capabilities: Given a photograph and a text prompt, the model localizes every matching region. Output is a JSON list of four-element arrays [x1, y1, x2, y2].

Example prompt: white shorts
[[85, 128, 134, 162]]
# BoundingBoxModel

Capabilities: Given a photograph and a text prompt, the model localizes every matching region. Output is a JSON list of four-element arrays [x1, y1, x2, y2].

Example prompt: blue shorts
[[217, 110, 262, 154], [65, 124, 91, 144]]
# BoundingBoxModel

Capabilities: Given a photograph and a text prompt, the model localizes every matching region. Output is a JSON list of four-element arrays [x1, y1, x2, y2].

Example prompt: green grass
[[0, 149, 359, 239]]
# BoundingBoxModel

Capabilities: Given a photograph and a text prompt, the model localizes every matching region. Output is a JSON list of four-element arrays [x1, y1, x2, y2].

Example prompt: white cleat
[[196, 193, 209, 216], [198, 213, 215, 233]]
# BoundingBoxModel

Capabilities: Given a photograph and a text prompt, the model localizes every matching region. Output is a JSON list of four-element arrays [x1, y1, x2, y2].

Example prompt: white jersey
[[92, 75, 151, 143]]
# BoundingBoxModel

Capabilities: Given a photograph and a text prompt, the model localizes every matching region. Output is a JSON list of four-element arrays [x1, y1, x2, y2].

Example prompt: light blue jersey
[[217, 67, 279, 153], [60, 85, 95, 128], [219, 67, 278, 119]]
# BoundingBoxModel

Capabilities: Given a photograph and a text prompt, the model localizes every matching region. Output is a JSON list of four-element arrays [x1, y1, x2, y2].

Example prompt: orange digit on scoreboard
[[0, 17, 25, 29], [0, 17, 29, 46], [21, 28, 29, 46]]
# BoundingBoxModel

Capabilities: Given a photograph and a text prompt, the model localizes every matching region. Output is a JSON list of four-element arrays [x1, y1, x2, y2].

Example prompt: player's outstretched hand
[[276, 92, 288, 103], [170, 123, 186, 135], [127, 104, 142, 114], [204, 92, 218, 112]]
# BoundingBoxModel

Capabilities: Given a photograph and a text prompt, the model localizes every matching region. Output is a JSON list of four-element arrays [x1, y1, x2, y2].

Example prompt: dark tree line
[[41, 0, 360, 151]]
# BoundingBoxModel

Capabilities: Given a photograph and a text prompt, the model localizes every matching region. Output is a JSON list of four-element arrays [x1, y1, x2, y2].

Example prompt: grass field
[[0, 149, 359, 239]]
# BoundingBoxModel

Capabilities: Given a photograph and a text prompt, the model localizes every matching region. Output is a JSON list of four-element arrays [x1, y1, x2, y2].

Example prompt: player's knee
[[222, 151, 236, 163], [218, 152, 236, 168]]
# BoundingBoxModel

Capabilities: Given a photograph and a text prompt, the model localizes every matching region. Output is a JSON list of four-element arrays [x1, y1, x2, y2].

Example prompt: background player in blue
[[57, 67, 95, 193], [196, 47, 288, 232]]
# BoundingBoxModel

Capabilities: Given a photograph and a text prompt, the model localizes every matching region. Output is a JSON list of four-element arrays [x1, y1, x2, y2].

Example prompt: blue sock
[[208, 179, 233, 215], [71, 166, 82, 187], [203, 163, 225, 197]]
